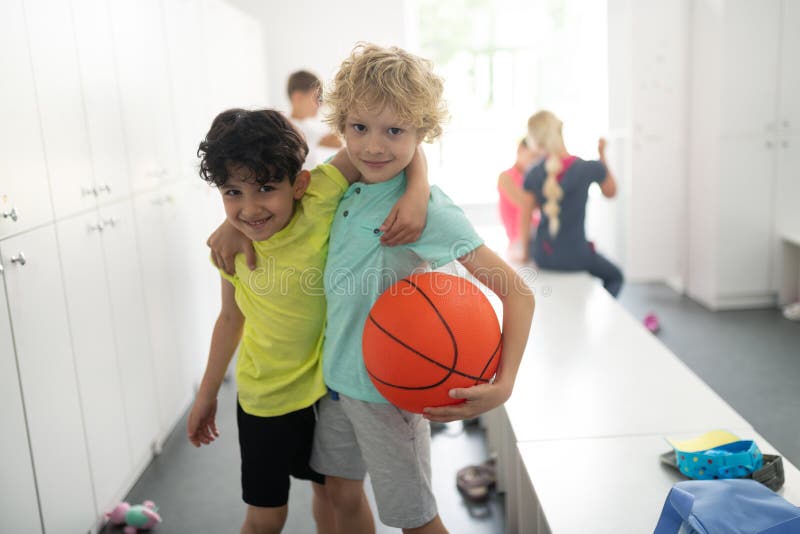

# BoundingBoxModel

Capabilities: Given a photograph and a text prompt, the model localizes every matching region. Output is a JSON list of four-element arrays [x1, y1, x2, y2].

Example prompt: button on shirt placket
[[342, 186, 359, 220]]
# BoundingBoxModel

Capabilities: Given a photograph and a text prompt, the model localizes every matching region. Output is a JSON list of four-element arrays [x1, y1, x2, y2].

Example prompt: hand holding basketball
[[422, 380, 513, 423]]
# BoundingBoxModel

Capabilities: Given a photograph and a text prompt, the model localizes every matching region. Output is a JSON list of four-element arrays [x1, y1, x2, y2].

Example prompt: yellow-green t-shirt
[[219, 164, 348, 417]]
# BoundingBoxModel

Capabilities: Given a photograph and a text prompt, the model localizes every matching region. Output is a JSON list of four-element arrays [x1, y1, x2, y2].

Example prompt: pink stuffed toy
[[105, 500, 162, 533]]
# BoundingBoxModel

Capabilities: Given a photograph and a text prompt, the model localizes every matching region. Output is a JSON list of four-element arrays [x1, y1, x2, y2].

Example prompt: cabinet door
[[56, 213, 132, 515], [167, 182, 224, 387], [109, 0, 180, 191], [720, 0, 781, 137], [1, 226, 95, 533], [0, 267, 42, 533], [132, 192, 191, 436], [201, 0, 268, 112], [775, 134, 800, 243], [717, 136, 776, 297], [778, 0, 800, 135], [163, 0, 211, 182], [70, 0, 132, 205], [98, 201, 160, 469], [0, 0, 53, 239], [23, 0, 97, 219]]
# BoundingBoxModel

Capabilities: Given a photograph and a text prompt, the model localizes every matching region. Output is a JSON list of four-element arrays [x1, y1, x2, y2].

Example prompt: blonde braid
[[528, 111, 567, 238], [542, 155, 563, 237]]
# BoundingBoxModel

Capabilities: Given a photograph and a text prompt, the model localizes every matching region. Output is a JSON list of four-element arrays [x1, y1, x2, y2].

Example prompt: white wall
[[225, 0, 410, 113]]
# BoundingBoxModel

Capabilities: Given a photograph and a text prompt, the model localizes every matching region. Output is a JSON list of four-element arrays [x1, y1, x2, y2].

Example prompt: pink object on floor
[[644, 313, 660, 334]]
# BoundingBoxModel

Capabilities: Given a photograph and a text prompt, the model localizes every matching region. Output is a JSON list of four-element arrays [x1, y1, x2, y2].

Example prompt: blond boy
[[310, 44, 535, 534]]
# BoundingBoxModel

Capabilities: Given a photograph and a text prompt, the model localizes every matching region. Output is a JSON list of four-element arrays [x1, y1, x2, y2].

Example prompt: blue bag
[[654, 479, 800, 534]]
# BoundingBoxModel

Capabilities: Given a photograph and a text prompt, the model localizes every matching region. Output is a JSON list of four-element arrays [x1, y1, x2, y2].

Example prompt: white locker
[[0, 262, 42, 533], [0, 0, 53, 239], [56, 212, 133, 516], [1, 225, 95, 533], [70, 0, 133, 205], [97, 200, 160, 470], [23, 0, 98, 219]]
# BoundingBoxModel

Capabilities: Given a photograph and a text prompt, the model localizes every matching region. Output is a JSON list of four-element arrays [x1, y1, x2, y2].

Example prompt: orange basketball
[[362, 271, 502, 413]]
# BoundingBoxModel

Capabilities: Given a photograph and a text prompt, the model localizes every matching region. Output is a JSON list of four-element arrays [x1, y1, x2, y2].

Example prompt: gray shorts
[[310, 392, 437, 529]]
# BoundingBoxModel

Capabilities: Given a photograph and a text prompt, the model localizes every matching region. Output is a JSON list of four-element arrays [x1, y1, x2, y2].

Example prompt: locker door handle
[[1, 207, 18, 221]]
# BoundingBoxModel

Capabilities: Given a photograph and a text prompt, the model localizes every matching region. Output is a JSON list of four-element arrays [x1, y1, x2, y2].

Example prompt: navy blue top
[[523, 157, 606, 268]]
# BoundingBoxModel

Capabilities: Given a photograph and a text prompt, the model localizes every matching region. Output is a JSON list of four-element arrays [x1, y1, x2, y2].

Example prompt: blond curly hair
[[528, 110, 567, 237], [324, 43, 448, 143]]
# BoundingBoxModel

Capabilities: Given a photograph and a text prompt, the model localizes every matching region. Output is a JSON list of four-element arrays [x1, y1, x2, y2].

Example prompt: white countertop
[[516, 428, 800, 534]]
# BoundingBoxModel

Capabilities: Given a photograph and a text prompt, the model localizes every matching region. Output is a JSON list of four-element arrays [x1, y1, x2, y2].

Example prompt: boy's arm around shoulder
[[328, 148, 361, 184], [187, 277, 244, 447], [423, 245, 535, 423], [381, 145, 429, 246]]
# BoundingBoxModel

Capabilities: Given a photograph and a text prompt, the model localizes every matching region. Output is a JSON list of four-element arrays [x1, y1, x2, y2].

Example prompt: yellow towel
[[667, 430, 740, 452]]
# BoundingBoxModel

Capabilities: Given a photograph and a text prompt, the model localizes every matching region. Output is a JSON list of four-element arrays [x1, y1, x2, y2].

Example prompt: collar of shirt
[[343, 170, 407, 201]]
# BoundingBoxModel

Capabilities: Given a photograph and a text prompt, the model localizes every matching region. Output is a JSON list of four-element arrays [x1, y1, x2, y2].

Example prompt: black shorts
[[237, 399, 325, 507]]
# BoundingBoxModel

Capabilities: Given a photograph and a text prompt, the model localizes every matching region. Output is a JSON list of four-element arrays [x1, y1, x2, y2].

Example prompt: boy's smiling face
[[343, 107, 420, 184], [219, 164, 309, 242]]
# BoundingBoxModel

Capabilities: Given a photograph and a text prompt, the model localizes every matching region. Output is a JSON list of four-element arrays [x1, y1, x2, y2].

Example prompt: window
[[411, 0, 608, 206]]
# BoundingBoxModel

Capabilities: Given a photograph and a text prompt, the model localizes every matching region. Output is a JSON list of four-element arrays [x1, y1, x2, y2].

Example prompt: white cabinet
[[717, 137, 777, 297], [607, 0, 690, 282], [109, 0, 181, 192], [775, 0, 800, 245], [0, 268, 42, 534], [718, 0, 781, 138], [201, 0, 268, 113], [56, 212, 133, 515], [0, 0, 53, 239], [687, 0, 798, 309], [23, 0, 98, 220], [778, 0, 800, 135], [1, 226, 95, 534], [98, 201, 160, 471], [0, 0, 265, 529], [167, 181, 225, 387], [133, 191, 192, 437], [776, 136, 800, 243], [71, 0, 133, 205], [163, 0, 212, 181]]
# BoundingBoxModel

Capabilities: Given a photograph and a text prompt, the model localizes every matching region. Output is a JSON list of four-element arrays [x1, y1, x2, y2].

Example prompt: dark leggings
[[584, 251, 624, 297], [533, 244, 624, 297]]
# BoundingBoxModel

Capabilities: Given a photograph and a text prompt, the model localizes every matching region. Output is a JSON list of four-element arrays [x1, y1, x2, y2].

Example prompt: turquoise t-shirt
[[322, 171, 484, 403]]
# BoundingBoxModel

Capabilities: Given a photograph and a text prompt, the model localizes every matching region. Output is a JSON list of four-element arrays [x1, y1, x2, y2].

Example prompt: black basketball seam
[[366, 314, 492, 385], [366, 365, 450, 390], [365, 276, 496, 389], [476, 337, 502, 385], [405, 278, 460, 377]]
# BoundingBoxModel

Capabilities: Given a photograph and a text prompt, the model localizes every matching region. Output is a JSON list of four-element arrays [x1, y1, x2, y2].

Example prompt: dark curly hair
[[197, 108, 308, 187]]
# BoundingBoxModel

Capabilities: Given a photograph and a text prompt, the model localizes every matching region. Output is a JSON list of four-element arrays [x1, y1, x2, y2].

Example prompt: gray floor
[[102, 377, 504, 534], [106, 282, 799, 533]]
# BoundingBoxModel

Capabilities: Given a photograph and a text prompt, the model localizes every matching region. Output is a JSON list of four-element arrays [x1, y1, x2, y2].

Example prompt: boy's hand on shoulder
[[422, 381, 512, 423], [208, 220, 255, 274], [379, 194, 427, 246]]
